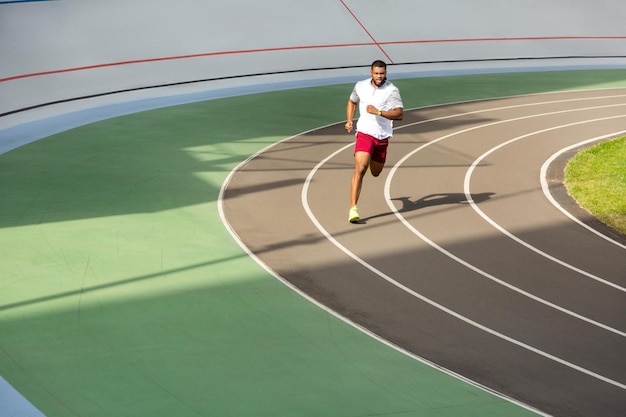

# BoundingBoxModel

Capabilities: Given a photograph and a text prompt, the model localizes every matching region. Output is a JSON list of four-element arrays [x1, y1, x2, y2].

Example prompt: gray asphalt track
[[222, 89, 626, 417]]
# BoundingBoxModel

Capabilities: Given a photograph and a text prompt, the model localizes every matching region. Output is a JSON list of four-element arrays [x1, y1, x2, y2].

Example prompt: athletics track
[[1, 69, 625, 417]]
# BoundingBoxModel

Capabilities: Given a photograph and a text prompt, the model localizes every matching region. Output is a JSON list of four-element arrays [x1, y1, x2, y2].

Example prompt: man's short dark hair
[[371, 60, 387, 69]]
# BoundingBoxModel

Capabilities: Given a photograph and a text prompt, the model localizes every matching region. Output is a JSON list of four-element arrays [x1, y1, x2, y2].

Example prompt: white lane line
[[464, 115, 626, 295], [540, 131, 626, 250], [301, 142, 626, 390], [391, 103, 626, 294], [386, 105, 626, 337], [218, 137, 551, 415], [221, 89, 626, 398], [394, 92, 626, 132]]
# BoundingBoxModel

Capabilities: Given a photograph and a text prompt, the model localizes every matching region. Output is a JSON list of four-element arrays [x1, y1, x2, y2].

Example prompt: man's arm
[[385, 107, 404, 120], [366, 104, 403, 120], [376, 87, 404, 120], [345, 99, 357, 132]]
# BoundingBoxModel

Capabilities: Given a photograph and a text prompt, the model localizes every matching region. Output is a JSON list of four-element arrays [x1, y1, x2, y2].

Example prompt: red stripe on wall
[[2, 36, 624, 83]]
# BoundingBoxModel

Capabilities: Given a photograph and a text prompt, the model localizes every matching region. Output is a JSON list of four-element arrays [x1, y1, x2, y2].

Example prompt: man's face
[[370, 66, 387, 87]]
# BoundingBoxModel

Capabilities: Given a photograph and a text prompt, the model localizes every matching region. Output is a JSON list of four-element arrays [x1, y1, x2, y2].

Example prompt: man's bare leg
[[350, 151, 371, 208], [349, 151, 371, 222], [369, 159, 384, 177]]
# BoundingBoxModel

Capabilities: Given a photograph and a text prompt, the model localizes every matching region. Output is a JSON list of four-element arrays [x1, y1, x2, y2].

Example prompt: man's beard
[[372, 78, 386, 87]]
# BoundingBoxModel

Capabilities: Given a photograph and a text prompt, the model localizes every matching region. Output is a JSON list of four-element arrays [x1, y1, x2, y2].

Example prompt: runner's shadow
[[360, 192, 494, 222]]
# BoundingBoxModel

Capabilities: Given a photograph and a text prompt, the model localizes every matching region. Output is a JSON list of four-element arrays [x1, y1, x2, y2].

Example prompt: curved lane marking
[[395, 91, 626, 132], [463, 114, 626, 292], [220, 90, 626, 398], [217, 132, 548, 415], [302, 136, 626, 390], [386, 104, 626, 339], [540, 132, 626, 250], [391, 101, 626, 294]]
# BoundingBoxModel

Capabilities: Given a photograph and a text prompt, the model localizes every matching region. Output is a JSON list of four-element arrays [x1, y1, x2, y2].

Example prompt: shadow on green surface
[[2, 70, 625, 228], [2, 69, 626, 417]]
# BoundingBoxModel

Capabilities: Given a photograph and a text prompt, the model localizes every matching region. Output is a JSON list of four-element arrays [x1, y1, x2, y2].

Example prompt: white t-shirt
[[350, 78, 403, 139]]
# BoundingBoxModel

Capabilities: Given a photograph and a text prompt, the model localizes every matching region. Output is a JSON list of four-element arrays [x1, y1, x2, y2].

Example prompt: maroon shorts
[[354, 131, 389, 163]]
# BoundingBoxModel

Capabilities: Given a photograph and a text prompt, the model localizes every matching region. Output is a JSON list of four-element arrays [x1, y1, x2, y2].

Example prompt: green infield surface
[[1, 69, 625, 417]]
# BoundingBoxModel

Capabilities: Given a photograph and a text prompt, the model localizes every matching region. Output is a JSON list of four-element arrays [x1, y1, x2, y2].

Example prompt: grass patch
[[565, 136, 626, 234]]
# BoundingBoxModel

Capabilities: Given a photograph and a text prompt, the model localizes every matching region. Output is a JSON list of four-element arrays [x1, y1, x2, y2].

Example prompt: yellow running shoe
[[348, 206, 360, 223]]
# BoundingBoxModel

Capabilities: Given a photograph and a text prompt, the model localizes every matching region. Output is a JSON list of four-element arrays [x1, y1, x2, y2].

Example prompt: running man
[[345, 60, 404, 223]]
